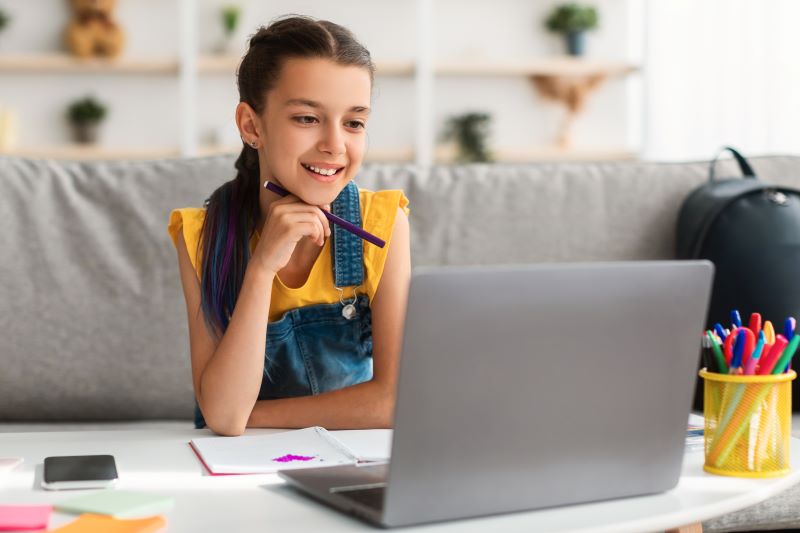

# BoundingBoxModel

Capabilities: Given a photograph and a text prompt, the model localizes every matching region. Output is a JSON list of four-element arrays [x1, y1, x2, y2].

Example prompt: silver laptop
[[279, 261, 714, 528]]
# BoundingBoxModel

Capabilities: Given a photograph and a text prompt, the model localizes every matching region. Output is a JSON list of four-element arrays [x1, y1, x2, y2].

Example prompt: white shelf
[[1, 145, 181, 160], [194, 55, 634, 78], [364, 147, 416, 162], [436, 57, 638, 77], [0, 144, 635, 163], [435, 144, 636, 163], [0, 53, 179, 74], [493, 146, 636, 162], [197, 55, 415, 76]]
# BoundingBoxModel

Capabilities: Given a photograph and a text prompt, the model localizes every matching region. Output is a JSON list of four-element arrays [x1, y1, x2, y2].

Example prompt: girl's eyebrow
[[284, 98, 370, 114]]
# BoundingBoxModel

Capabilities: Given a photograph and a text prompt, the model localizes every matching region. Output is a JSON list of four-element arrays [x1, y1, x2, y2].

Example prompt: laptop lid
[[382, 261, 713, 527]]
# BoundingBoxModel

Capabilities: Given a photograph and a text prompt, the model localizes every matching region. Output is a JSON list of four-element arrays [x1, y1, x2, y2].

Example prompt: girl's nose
[[318, 124, 346, 155]]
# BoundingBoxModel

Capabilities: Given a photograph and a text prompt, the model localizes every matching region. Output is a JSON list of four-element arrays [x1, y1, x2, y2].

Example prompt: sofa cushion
[[0, 156, 234, 420]]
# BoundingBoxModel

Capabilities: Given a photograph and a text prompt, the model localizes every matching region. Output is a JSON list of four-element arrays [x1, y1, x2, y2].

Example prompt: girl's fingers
[[316, 208, 331, 237], [285, 213, 325, 246], [297, 221, 323, 245], [268, 197, 331, 244]]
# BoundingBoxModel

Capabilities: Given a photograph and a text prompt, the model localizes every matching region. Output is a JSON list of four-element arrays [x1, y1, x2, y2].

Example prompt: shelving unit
[[0, 0, 641, 164], [435, 144, 636, 164], [0, 53, 180, 74], [436, 58, 637, 77], [197, 55, 416, 76]]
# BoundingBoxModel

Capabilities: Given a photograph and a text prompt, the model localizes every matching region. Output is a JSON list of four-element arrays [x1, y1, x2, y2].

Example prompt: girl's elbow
[[207, 419, 247, 437], [198, 402, 250, 436]]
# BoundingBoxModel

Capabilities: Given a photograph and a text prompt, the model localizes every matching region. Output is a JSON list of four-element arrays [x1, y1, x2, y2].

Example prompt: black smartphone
[[42, 455, 118, 490]]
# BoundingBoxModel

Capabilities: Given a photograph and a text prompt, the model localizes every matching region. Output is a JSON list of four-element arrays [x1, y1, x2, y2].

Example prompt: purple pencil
[[264, 181, 385, 248]]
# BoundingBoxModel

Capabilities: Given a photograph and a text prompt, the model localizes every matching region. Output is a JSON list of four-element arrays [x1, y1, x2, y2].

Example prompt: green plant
[[221, 5, 241, 36], [441, 112, 493, 163], [67, 96, 107, 125], [545, 3, 598, 34], [0, 8, 10, 32]]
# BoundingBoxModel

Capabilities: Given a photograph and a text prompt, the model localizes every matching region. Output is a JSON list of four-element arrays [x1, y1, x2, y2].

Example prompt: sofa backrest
[[359, 157, 800, 265], [2, 154, 799, 421]]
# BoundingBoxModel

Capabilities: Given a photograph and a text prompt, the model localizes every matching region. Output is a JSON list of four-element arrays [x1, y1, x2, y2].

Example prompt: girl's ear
[[235, 102, 263, 145]]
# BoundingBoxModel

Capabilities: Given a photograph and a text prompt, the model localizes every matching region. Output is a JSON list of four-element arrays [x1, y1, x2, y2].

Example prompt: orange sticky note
[[47, 514, 165, 533]]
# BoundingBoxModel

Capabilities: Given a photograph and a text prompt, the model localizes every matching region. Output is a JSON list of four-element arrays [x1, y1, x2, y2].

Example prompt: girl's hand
[[252, 194, 331, 276]]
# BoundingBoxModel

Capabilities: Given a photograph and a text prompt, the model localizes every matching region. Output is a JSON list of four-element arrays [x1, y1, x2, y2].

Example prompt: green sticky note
[[55, 490, 174, 518]]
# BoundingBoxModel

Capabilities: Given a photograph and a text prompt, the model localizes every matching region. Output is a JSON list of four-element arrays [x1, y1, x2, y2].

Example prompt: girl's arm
[[246, 206, 411, 429], [176, 196, 330, 436], [175, 231, 274, 436]]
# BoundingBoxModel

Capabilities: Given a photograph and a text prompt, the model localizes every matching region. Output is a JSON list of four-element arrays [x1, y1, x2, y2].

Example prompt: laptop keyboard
[[333, 486, 386, 511]]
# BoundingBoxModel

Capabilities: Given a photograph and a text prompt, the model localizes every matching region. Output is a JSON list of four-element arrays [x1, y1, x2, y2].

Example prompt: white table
[[2, 428, 800, 533]]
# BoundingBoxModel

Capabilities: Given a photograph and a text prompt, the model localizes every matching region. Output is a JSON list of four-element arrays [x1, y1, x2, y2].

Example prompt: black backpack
[[676, 147, 800, 410]]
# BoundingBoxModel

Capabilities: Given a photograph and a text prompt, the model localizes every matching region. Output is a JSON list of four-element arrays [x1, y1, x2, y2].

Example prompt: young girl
[[167, 16, 410, 436]]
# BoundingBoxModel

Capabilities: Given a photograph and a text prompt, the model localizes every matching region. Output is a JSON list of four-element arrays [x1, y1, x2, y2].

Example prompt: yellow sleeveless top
[[167, 188, 409, 322]]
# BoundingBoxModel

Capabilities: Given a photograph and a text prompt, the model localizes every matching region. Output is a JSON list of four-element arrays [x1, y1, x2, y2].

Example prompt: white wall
[[0, 0, 637, 157], [642, 0, 800, 161]]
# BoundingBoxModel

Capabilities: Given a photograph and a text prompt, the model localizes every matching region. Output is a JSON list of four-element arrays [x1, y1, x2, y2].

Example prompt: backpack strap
[[709, 146, 757, 182]]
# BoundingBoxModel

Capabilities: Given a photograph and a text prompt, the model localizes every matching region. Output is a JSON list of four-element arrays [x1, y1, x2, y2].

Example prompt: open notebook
[[189, 427, 392, 475]]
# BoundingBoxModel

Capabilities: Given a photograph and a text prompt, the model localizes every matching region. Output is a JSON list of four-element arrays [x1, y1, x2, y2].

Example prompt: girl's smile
[[300, 162, 346, 183]]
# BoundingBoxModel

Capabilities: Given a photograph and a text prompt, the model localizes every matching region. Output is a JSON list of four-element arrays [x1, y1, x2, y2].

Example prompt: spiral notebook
[[189, 427, 392, 475]]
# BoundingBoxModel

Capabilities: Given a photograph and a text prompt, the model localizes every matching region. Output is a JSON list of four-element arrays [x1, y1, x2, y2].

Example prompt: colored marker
[[748, 312, 762, 335], [731, 309, 742, 329], [758, 335, 789, 375], [723, 328, 737, 364], [713, 323, 728, 343], [784, 317, 796, 341], [735, 327, 756, 367], [264, 181, 386, 248], [772, 334, 800, 374], [706, 330, 728, 374], [730, 331, 745, 374], [743, 331, 765, 375], [763, 320, 776, 344]]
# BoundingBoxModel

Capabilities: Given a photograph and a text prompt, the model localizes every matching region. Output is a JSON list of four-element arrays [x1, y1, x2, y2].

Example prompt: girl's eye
[[294, 116, 318, 124], [346, 121, 366, 129]]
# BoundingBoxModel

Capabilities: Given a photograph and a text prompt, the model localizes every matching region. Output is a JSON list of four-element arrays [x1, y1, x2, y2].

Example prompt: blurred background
[[0, 0, 797, 165]]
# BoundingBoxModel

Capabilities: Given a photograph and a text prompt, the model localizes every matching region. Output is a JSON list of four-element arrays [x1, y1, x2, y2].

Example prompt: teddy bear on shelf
[[65, 0, 125, 58]]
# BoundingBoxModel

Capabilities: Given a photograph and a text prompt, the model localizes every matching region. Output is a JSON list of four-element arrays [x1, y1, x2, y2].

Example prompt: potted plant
[[0, 8, 10, 45], [544, 3, 598, 56], [67, 96, 107, 144], [441, 112, 493, 163], [219, 5, 241, 54]]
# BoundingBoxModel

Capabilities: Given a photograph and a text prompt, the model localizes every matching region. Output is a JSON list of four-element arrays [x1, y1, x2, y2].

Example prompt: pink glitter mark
[[273, 454, 316, 463]]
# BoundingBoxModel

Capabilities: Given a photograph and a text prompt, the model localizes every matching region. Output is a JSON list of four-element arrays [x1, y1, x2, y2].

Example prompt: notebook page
[[190, 427, 357, 474], [326, 429, 392, 462]]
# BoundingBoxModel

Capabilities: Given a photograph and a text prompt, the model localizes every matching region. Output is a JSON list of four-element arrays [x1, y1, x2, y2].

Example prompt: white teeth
[[303, 164, 339, 176]]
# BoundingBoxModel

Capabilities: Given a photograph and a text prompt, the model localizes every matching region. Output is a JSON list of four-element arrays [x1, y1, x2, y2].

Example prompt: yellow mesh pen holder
[[700, 369, 795, 478]]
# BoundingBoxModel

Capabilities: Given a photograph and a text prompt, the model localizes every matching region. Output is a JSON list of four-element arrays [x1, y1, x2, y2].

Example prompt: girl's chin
[[294, 179, 350, 206]]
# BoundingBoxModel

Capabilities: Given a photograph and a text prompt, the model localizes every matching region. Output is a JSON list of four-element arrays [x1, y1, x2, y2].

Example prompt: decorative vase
[[73, 122, 100, 144], [566, 31, 586, 56]]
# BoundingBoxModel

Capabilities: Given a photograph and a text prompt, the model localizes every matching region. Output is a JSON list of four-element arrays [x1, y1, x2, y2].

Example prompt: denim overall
[[194, 182, 373, 428]]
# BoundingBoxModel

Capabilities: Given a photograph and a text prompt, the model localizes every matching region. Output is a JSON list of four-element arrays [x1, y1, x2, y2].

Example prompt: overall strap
[[330, 181, 364, 287]]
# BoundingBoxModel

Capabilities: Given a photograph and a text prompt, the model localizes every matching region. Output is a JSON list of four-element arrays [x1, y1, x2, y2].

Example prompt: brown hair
[[199, 15, 375, 337]]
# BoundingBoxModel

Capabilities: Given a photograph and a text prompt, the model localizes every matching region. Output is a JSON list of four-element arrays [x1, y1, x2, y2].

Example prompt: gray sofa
[[2, 153, 800, 531]]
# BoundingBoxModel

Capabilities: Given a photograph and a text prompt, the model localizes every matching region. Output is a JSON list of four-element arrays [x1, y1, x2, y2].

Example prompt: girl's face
[[249, 57, 372, 207]]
